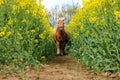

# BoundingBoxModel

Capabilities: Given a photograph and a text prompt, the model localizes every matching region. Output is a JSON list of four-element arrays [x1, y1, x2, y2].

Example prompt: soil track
[[0, 55, 120, 80]]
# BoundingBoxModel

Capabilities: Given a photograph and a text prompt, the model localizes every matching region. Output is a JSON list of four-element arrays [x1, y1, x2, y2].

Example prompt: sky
[[41, 0, 83, 10]]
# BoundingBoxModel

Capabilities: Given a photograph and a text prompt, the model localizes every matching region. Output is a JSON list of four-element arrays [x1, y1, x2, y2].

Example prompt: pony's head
[[57, 18, 65, 31]]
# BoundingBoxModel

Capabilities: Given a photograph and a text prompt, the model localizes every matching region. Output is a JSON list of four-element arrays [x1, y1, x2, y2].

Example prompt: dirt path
[[0, 55, 120, 80], [38, 56, 119, 80]]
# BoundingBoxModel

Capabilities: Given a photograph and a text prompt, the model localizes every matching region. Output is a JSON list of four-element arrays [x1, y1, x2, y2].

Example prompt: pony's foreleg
[[56, 41, 60, 55]]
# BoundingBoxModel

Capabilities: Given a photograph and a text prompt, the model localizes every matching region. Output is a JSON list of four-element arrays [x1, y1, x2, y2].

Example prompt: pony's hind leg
[[60, 42, 64, 56], [60, 42, 65, 56]]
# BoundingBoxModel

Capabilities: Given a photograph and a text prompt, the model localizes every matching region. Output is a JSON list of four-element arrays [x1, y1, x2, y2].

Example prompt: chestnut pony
[[53, 18, 68, 56]]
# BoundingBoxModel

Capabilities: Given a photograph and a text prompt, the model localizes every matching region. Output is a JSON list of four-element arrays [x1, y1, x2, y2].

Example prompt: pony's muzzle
[[59, 27, 64, 30]]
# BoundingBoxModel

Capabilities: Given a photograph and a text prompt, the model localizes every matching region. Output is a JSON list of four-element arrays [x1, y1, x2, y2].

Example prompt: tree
[[46, 2, 81, 26]]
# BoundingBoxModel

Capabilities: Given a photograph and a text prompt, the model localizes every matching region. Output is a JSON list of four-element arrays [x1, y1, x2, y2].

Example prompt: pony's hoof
[[63, 53, 67, 55], [56, 54, 60, 56], [60, 53, 64, 56]]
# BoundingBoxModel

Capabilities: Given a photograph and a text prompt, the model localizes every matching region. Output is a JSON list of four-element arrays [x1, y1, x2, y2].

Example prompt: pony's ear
[[62, 18, 65, 22], [62, 19, 64, 24], [57, 20, 59, 24]]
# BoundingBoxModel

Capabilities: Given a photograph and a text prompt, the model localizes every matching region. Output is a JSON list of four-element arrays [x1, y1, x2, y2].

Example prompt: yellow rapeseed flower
[[3, 27, 7, 31], [16, 42, 20, 45], [114, 10, 120, 21], [89, 16, 98, 23], [100, 19, 105, 24], [34, 39, 39, 43], [80, 26, 84, 30], [12, 5, 18, 12], [83, 0, 90, 2], [0, 0, 4, 5], [19, 36, 23, 40], [19, 2, 26, 8], [17, 33, 23, 40], [8, 19, 13, 25], [70, 22, 76, 26], [39, 34, 45, 40], [7, 31, 12, 36], [73, 32, 79, 39], [0, 31, 5, 37], [90, 11, 96, 17], [33, 10, 37, 16], [26, 10, 30, 14], [85, 30, 90, 35], [40, 56, 46, 60], [31, 29, 35, 33], [22, 19, 26, 23], [104, 8, 107, 14], [30, 38, 33, 41]]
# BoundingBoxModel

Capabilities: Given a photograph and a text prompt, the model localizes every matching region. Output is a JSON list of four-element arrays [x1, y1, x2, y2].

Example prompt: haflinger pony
[[53, 18, 68, 56]]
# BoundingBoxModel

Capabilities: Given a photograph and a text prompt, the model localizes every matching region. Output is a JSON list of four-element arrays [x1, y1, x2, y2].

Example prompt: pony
[[53, 18, 68, 56]]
